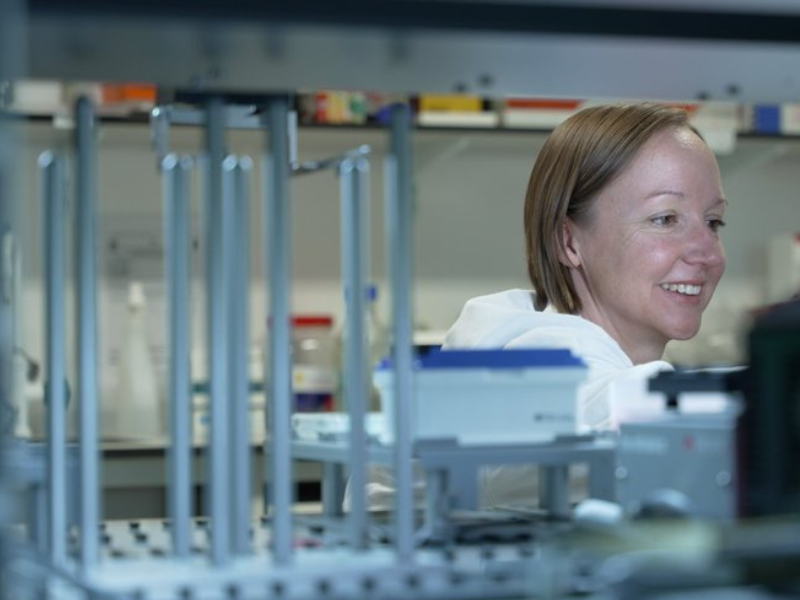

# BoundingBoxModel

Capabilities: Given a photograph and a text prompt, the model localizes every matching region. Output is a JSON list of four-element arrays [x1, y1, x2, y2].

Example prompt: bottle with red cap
[[291, 315, 337, 412]]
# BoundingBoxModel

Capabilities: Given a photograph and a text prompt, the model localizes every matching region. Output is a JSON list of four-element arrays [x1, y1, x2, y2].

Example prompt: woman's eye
[[651, 215, 677, 227], [707, 218, 727, 233]]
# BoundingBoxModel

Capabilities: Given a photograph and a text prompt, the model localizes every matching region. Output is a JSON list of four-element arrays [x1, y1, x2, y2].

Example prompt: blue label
[[376, 348, 584, 370]]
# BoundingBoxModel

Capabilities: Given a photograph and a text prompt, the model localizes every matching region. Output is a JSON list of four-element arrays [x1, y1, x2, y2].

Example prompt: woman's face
[[565, 126, 727, 363]]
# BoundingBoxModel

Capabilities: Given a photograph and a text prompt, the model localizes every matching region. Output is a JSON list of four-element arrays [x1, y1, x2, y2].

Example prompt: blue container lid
[[376, 348, 584, 370]]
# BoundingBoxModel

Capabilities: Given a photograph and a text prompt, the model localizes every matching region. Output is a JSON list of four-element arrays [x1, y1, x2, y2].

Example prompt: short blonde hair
[[524, 103, 696, 313]]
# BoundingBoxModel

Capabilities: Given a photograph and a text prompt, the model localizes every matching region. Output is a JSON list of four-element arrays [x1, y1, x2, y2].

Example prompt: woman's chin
[[667, 322, 702, 342]]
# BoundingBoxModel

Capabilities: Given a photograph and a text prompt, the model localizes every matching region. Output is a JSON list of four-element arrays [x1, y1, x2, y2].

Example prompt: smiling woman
[[444, 103, 727, 428]]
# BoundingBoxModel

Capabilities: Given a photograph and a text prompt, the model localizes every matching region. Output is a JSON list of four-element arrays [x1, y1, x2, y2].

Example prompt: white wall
[[13, 119, 800, 409]]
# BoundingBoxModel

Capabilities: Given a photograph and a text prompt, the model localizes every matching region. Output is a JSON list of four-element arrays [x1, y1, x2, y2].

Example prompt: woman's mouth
[[659, 283, 702, 296]]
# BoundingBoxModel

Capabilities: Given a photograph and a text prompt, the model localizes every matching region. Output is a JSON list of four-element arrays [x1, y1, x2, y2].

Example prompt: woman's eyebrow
[[644, 190, 729, 206], [644, 189, 685, 200]]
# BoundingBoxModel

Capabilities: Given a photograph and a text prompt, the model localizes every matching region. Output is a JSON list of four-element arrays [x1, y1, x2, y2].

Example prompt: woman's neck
[[577, 309, 667, 365]]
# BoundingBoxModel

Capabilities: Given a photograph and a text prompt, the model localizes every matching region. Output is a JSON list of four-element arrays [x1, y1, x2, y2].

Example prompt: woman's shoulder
[[506, 317, 631, 367], [459, 288, 537, 310], [442, 289, 537, 349], [446, 289, 608, 349]]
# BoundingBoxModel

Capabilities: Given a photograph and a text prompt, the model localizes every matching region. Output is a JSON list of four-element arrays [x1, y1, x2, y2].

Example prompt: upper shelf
[[15, 1, 800, 102], [9, 84, 800, 157]]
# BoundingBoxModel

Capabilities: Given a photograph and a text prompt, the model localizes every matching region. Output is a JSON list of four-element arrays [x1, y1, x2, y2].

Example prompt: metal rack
[[5, 92, 530, 598]]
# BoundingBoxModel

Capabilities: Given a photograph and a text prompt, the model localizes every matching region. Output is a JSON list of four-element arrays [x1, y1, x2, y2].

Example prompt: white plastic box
[[374, 349, 587, 446]]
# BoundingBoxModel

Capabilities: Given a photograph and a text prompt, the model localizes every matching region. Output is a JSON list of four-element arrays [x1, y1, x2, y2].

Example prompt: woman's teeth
[[660, 283, 701, 295]]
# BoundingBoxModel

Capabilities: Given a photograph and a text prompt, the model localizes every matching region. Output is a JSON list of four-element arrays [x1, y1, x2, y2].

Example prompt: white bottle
[[110, 282, 161, 440]]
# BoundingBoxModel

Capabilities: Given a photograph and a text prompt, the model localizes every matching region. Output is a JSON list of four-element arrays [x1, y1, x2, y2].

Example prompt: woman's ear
[[559, 218, 582, 269]]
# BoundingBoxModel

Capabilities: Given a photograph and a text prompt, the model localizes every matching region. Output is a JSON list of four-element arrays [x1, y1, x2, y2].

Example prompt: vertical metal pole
[[205, 98, 230, 565], [75, 97, 100, 569], [263, 97, 293, 565], [386, 105, 415, 562], [226, 155, 253, 556], [151, 106, 171, 172], [539, 466, 570, 518], [41, 152, 67, 567], [340, 156, 370, 550], [163, 154, 193, 558]]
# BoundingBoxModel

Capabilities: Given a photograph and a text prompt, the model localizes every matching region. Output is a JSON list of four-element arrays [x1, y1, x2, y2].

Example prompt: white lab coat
[[357, 289, 673, 510]]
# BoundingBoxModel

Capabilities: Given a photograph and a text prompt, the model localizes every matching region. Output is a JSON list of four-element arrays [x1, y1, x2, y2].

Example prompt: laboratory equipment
[[616, 329, 800, 523], [617, 412, 741, 520], [374, 348, 587, 445]]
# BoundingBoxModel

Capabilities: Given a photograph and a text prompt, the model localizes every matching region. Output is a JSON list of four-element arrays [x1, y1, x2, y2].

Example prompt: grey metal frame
[[204, 97, 232, 566], [40, 151, 67, 569], [75, 96, 101, 571], [227, 154, 253, 557], [386, 104, 416, 563], [24, 4, 800, 103], [163, 153, 193, 558], [9, 95, 598, 600], [339, 154, 370, 550], [150, 98, 383, 566], [290, 436, 616, 543], [264, 97, 294, 565]]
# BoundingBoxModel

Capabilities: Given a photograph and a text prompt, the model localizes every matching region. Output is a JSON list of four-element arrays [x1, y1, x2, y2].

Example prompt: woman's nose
[[684, 222, 725, 267]]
